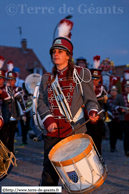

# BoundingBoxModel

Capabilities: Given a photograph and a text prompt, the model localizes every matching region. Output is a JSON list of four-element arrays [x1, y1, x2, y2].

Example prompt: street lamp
[[53, 15, 73, 40]]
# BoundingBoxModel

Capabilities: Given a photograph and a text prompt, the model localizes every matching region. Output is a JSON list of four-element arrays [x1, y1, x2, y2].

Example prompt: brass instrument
[[15, 91, 26, 117], [16, 101, 24, 117], [103, 95, 111, 123], [25, 73, 41, 113], [8, 86, 16, 121], [25, 98, 33, 113], [119, 106, 129, 112], [128, 93, 129, 103]]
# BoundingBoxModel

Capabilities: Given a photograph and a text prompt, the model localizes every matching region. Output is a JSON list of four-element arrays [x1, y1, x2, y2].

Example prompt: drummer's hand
[[121, 108, 126, 113], [89, 111, 99, 124], [47, 122, 58, 133]]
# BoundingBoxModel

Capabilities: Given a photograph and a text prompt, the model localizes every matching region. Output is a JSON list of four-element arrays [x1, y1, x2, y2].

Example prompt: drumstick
[[67, 109, 104, 137], [33, 127, 63, 142]]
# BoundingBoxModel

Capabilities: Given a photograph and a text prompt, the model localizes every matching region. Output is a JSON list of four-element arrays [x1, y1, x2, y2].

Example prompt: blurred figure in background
[[107, 86, 123, 152], [13, 67, 25, 137], [86, 55, 107, 155], [13, 67, 31, 145], [6, 71, 26, 153], [113, 80, 129, 157], [76, 56, 88, 68], [20, 82, 32, 145]]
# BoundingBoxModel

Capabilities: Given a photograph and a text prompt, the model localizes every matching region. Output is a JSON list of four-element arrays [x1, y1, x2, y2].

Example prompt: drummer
[[37, 19, 100, 189]]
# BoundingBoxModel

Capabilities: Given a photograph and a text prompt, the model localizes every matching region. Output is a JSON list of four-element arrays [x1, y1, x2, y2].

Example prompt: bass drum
[[33, 82, 44, 131]]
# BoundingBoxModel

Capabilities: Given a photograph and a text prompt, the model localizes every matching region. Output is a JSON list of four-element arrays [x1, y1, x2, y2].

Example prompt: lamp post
[[53, 15, 73, 40]]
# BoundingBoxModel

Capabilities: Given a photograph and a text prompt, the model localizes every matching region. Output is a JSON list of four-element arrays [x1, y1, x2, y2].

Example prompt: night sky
[[0, 0, 129, 72]]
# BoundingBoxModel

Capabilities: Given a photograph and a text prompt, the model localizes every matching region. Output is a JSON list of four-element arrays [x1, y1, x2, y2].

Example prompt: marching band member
[[76, 56, 88, 68], [113, 80, 129, 157], [37, 19, 100, 188], [121, 65, 129, 92], [86, 55, 107, 155], [107, 86, 122, 152], [13, 67, 29, 145], [0, 68, 12, 148], [5, 71, 26, 153], [0, 56, 11, 146]]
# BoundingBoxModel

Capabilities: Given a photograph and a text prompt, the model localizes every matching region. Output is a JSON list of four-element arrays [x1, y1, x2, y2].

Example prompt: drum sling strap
[[51, 74, 84, 128]]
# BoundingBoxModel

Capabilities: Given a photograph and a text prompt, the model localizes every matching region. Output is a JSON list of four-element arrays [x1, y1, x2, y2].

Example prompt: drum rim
[[49, 134, 93, 167]]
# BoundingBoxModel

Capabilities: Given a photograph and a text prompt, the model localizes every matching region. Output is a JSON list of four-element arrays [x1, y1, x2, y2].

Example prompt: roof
[[114, 65, 126, 76], [0, 45, 47, 80]]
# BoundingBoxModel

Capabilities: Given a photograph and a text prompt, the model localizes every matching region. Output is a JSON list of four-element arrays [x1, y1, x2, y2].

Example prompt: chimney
[[21, 39, 27, 51]]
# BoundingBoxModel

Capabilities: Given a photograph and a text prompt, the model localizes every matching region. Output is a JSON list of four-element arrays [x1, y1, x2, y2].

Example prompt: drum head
[[49, 134, 93, 166], [52, 138, 90, 162]]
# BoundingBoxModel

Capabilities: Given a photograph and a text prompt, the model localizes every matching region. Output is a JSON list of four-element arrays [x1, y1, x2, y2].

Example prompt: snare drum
[[33, 83, 44, 131], [49, 134, 107, 194], [0, 140, 17, 181]]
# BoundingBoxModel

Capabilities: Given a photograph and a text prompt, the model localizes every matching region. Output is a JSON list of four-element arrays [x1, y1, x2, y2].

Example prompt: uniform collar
[[57, 66, 68, 76]]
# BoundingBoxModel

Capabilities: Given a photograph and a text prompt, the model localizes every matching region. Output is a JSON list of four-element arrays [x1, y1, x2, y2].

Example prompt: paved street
[[1, 134, 129, 194]]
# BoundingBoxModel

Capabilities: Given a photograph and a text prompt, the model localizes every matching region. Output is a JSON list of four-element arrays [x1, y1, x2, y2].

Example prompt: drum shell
[[0, 140, 16, 181], [49, 134, 107, 193]]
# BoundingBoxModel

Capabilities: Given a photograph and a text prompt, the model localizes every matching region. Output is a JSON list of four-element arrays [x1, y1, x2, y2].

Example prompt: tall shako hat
[[91, 55, 102, 80], [50, 19, 73, 56], [110, 85, 118, 91], [7, 71, 17, 79]]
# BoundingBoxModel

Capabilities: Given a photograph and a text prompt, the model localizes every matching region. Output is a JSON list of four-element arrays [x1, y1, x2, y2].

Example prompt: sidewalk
[[1, 135, 129, 194]]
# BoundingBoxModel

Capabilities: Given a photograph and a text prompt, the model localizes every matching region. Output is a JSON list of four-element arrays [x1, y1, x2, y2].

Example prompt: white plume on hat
[[0, 56, 5, 69], [0, 60, 4, 69], [7, 60, 14, 71], [58, 19, 73, 40], [124, 64, 129, 80], [124, 72, 129, 80], [93, 55, 101, 69]]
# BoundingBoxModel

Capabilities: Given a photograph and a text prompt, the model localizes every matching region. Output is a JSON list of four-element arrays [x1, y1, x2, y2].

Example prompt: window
[[34, 68, 42, 75]]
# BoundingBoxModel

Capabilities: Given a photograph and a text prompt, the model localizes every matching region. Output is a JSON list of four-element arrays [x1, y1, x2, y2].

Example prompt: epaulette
[[44, 72, 51, 76], [75, 65, 83, 74], [43, 72, 51, 83]]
